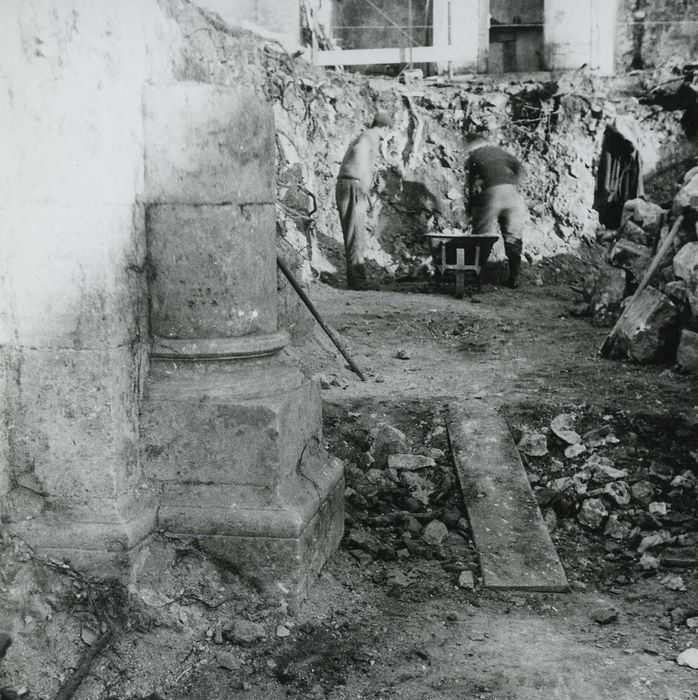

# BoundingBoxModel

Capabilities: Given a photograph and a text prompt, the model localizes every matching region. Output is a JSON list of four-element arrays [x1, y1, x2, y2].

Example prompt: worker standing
[[336, 112, 392, 290], [464, 134, 528, 288]]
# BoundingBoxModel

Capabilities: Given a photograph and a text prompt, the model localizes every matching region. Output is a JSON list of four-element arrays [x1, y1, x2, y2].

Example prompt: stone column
[[140, 83, 343, 602]]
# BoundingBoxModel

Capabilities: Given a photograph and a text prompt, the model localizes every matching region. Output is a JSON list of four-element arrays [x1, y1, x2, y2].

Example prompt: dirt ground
[[2, 253, 698, 699]]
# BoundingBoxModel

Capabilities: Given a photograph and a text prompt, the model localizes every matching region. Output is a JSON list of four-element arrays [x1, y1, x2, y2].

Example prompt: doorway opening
[[488, 0, 544, 73]]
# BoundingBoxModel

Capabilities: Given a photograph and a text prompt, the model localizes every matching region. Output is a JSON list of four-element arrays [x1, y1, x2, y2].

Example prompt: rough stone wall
[[616, 0, 698, 71], [189, 0, 301, 49], [266, 64, 694, 284]]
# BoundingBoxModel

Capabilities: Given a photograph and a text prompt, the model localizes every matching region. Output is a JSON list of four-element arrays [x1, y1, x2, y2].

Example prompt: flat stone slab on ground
[[446, 405, 569, 592]]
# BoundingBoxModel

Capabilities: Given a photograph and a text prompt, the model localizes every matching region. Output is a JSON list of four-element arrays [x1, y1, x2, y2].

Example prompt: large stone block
[[193, 452, 344, 606], [142, 359, 342, 604], [608, 239, 652, 279], [9, 490, 156, 557], [585, 264, 627, 328], [621, 198, 665, 237], [141, 361, 321, 497], [677, 329, 698, 373], [7, 347, 144, 507], [618, 219, 654, 247], [2, 202, 145, 349], [612, 287, 679, 364], [146, 204, 277, 338], [144, 83, 275, 205], [673, 242, 698, 285], [673, 174, 698, 217]]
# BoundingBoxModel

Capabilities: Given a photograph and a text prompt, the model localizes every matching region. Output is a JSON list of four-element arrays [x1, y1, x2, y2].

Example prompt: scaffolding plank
[[312, 45, 462, 66], [447, 405, 569, 592]]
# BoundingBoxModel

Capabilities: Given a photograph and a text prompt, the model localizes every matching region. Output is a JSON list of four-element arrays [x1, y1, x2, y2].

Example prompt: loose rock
[[216, 650, 243, 671], [370, 422, 410, 468], [550, 413, 582, 445], [458, 570, 475, 589], [223, 619, 266, 645], [565, 443, 587, 459], [583, 425, 619, 447], [517, 430, 548, 456], [671, 470, 697, 490], [592, 606, 618, 625], [660, 574, 687, 592], [387, 454, 436, 471], [648, 502, 669, 517], [585, 455, 627, 483], [422, 520, 448, 546], [603, 481, 631, 506], [676, 648, 698, 669], [604, 514, 631, 541], [649, 461, 674, 482], [631, 480, 655, 504], [578, 498, 609, 529], [676, 329, 698, 373], [639, 553, 660, 570]]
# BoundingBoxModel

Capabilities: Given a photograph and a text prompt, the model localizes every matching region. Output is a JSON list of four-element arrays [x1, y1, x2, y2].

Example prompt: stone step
[[446, 405, 569, 592]]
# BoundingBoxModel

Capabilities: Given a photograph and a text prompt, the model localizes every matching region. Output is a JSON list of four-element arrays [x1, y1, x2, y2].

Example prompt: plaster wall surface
[[189, 0, 301, 49], [0, 0, 170, 538], [432, 0, 485, 72], [0, 0, 244, 551], [490, 0, 543, 25], [544, 0, 617, 75]]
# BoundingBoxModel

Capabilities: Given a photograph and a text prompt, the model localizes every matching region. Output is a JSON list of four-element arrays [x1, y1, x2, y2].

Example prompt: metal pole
[[447, 0, 453, 78], [408, 0, 413, 68], [276, 256, 367, 382]]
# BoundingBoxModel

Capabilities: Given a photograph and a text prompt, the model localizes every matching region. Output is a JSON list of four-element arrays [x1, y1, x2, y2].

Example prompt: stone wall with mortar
[[264, 61, 696, 285], [615, 0, 698, 71]]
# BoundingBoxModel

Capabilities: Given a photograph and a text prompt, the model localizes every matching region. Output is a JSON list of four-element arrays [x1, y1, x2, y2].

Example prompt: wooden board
[[447, 405, 569, 592], [312, 45, 463, 66]]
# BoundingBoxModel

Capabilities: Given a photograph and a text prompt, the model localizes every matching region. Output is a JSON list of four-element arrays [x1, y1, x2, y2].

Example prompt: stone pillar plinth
[[141, 83, 343, 602]]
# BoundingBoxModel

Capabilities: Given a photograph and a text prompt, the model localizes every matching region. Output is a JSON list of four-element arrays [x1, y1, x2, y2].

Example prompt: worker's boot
[[504, 241, 522, 289]]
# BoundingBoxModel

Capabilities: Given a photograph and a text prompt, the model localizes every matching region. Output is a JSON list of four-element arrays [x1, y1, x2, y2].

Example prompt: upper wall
[[191, 0, 301, 49], [615, 0, 698, 71]]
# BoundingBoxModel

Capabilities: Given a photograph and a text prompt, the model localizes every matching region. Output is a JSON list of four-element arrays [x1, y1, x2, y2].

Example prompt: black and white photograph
[[1, 1, 697, 697]]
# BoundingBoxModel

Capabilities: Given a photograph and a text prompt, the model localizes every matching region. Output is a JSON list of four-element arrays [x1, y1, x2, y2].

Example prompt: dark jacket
[[466, 145, 523, 189]]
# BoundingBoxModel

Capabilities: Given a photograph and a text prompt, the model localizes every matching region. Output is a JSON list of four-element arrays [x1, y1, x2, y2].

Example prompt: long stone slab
[[447, 406, 569, 592]]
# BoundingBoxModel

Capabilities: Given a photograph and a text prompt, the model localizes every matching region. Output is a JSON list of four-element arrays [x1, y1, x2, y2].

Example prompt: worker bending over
[[336, 111, 392, 290], [464, 134, 528, 288]]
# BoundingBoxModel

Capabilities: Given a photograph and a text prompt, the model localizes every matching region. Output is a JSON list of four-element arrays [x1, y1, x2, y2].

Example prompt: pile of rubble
[[325, 408, 479, 591], [577, 168, 698, 370], [517, 411, 697, 590]]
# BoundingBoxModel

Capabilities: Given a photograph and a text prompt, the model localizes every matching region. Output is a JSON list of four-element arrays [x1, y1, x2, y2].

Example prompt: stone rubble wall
[[267, 66, 692, 285]]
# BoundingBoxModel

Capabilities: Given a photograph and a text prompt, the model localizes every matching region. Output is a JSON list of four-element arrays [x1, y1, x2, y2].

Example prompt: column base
[[142, 358, 345, 605]]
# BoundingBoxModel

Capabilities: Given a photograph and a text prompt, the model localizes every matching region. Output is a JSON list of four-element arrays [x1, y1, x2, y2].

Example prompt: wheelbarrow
[[426, 232, 500, 298]]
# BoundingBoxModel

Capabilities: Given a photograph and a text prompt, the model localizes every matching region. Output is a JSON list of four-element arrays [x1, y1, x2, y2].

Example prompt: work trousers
[[336, 177, 368, 288], [471, 184, 527, 249]]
